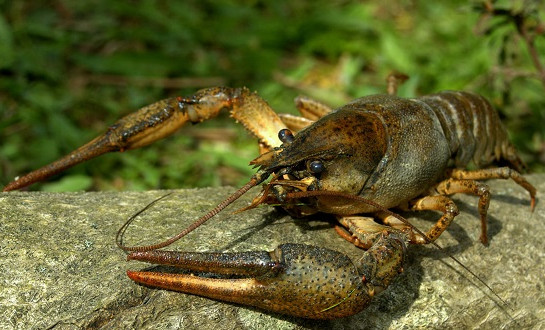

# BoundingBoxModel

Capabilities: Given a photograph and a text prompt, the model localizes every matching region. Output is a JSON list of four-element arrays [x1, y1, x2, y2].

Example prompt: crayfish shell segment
[[251, 107, 389, 215]]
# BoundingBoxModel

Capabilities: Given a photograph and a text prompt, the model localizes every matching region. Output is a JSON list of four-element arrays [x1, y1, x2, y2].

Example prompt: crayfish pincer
[[3, 79, 536, 319], [126, 235, 407, 319]]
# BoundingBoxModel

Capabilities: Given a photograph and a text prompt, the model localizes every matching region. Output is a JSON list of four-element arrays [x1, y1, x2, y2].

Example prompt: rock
[[1, 174, 544, 329]]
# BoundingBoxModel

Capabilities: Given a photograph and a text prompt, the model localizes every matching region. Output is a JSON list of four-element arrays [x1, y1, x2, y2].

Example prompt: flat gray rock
[[1, 174, 544, 329]]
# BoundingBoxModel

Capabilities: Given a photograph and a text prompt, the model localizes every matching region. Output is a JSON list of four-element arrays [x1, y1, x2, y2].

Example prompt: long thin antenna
[[116, 176, 259, 252]]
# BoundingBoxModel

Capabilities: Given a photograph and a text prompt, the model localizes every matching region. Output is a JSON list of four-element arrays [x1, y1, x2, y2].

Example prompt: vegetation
[[1, 0, 544, 191]]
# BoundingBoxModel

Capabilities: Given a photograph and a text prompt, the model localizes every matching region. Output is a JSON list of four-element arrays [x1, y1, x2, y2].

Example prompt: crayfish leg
[[381, 195, 461, 245], [294, 96, 333, 120], [433, 179, 492, 245], [386, 72, 409, 95], [335, 216, 394, 249], [276, 96, 333, 133], [447, 167, 536, 211], [382, 166, 536, 246], [335, 216, 411, 288], [277, 114, 314, 132]]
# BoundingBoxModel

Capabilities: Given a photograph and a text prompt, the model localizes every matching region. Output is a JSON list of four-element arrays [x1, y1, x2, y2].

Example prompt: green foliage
[[1, 1, 544, 191]]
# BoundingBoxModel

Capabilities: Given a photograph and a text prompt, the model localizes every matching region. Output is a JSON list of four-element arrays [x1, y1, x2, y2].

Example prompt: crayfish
[[3, 77, 536, 319]]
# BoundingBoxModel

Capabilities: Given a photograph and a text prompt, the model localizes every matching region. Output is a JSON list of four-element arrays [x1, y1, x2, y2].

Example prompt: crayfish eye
[[308, 160, 324, 174], [278, 128, 294, 144]]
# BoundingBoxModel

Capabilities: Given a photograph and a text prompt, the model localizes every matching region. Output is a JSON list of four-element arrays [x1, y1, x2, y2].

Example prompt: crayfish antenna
[[116, 170, 270, 252]]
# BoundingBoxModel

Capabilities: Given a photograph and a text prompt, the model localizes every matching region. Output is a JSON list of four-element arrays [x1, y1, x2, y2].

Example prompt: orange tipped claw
[[126, 243, 406, 319], [3, 87, 287, 191], [3, 97, 189, 191], [2, 134, 116, 191]]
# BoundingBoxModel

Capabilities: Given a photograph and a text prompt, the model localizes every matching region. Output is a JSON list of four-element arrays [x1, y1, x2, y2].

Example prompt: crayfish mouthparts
[[126, 235, 406, 319]]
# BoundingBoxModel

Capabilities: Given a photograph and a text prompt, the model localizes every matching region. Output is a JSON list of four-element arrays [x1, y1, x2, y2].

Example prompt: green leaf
[[0, 14, 14, 69], [381, 33, 413, 73], [42, 175, 93, 192]]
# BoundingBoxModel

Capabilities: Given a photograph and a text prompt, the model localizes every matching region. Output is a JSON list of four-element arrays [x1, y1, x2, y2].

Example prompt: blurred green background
[[1, 0, 544, 191]]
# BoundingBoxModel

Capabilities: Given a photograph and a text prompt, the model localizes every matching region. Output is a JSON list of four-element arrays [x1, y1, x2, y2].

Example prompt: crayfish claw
[[127, 238, 405, 319]]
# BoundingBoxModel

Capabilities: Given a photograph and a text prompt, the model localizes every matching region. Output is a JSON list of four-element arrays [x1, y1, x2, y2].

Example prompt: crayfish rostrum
[[3, 78, 536, 319]]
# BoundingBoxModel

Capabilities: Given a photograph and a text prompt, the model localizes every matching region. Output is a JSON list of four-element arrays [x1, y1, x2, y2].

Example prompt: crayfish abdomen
[[418, 91, 524, 170]]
